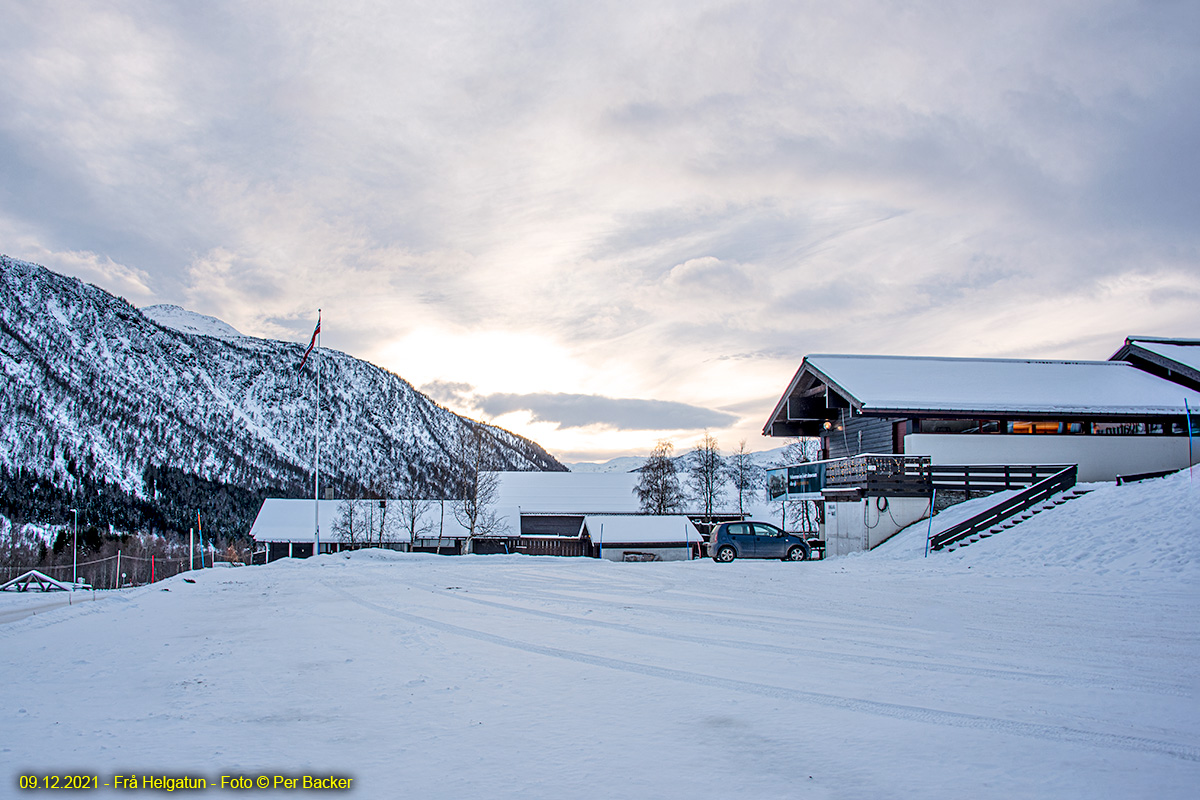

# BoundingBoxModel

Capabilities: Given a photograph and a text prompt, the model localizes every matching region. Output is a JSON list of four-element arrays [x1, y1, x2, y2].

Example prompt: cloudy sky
[[2, 1, 1198, 462]]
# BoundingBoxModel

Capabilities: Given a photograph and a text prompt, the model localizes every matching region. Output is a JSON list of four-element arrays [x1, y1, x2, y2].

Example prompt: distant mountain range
[[0, 255, 564, 540]]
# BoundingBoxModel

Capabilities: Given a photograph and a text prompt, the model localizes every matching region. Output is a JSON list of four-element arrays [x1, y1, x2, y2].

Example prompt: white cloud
[[2, 0, 1198, 459]]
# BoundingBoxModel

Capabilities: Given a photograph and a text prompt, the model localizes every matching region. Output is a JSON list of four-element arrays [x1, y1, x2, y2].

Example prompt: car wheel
[[714, 546, 736, 563], [786, 545, 809, 561]]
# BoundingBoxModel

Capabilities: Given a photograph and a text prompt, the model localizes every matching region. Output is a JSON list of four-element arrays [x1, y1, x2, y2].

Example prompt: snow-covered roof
[[801, 354, 1200, 416], [492, 471, 643, 514], [584, 515, 701, 545], [249, 498, 469, 543], [1111, 337, 1200, 390], [1129, 341, 1200, 374]]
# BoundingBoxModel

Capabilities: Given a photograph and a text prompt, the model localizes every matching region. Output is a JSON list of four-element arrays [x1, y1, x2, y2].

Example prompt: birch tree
[[635, 439, 683, 514], [453, 424, 503, 554], [687, 430, 725, 517], [396, 495, 434, 547], [725, 439, 763, 517]]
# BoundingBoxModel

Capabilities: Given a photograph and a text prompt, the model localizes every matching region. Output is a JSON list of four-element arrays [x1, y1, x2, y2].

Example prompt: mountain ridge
[[0, 254, 565, 540]]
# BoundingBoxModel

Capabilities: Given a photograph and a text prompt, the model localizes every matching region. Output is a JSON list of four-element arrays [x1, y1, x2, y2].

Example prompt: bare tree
[[687, 430, 726, 517], [726, 439, 764, 517], [453, 424, 503, 554], [780, 436, 820, 466], [332, 498, 365, 548], [367, 477, 410, 548], [396, 494, 434, 548], [635, 439, 684, 514]]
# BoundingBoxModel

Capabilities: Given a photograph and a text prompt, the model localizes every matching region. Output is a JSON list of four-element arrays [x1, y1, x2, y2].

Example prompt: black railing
[[929, 465, 1077, 551], [1115, 468, 1177, 486]]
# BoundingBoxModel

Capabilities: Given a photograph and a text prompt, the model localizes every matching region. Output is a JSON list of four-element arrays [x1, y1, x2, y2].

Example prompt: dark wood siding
[[520, 515, 585, 536], [824, 416, 899, 459]]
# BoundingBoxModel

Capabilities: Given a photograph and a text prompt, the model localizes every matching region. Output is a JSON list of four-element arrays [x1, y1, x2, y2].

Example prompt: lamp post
[[71, 508, 78, 587]]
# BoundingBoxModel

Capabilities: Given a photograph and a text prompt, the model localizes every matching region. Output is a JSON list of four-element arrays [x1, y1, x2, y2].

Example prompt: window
[[751, 523, 782, 537], [1008, 421, 1063, 434], [919, 419, 1001, 434], [1093, 422, 1146, 435]]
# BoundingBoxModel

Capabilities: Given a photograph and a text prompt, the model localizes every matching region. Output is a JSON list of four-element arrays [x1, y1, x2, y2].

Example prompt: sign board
[[766, 462, 827, 501]]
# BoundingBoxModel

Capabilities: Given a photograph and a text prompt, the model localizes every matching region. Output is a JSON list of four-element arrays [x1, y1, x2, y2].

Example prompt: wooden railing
[[824, 454, 932, 496], [929, 465, 1077, 551], [815, 456, 1076, 501], [928, 464, 1071, 497], [824, 454, 931, 485]]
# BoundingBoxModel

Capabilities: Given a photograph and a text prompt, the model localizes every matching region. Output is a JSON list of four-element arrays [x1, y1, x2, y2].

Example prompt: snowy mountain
[[0, 255, 564, 537], [141, 304, 244, 340]]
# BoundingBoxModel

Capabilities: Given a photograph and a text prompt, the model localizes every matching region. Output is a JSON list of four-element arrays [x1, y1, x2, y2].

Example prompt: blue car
[[710, 521, 811, 562]]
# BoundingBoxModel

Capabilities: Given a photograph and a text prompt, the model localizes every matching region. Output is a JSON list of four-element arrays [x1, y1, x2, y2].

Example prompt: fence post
[[924, 488, 936, 558]]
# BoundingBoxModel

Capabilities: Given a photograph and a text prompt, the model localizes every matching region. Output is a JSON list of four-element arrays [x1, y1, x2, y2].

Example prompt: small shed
[[584, 515, 703, 562]]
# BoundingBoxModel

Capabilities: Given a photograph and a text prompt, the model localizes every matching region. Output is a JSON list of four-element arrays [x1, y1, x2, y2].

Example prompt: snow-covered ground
[[2, 470, 1198, 798]]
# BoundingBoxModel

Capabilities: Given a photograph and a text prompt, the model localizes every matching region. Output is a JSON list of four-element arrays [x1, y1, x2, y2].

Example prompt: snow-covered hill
[[876, 465, 1200, 576], [141, 304, 244, 340], [0, 255, 564, 526]]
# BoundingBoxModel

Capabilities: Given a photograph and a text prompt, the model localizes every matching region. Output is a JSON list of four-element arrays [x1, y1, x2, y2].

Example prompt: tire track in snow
[[325, 581, 1200, 764], [378, 579, 1189, 697]]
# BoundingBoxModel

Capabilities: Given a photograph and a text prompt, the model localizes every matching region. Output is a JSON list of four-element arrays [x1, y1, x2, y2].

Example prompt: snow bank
[[1, 472, 1197, 799], [873, 465, 1200, 580]]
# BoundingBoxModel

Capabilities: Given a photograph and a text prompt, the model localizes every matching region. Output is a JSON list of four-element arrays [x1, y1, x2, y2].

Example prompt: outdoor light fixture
[[823, 421, 832, 430]]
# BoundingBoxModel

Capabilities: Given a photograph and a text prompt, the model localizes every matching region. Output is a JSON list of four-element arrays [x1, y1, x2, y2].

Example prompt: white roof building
[[249, 498, 468, 546], [493, 471, 643, 515], [764, 346, 1200, 481], [777, 354, 1200, 420]]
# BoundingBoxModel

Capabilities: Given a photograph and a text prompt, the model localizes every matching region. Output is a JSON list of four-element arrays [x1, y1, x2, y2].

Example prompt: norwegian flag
[[298, 312, 321, 373]]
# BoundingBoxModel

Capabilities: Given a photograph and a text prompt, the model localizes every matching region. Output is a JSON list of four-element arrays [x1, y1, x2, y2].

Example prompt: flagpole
[[314, 309, 322, 557]]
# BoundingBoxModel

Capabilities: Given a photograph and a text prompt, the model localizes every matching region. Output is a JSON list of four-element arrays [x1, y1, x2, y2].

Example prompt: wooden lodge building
[[763, 338, 1200, 482]]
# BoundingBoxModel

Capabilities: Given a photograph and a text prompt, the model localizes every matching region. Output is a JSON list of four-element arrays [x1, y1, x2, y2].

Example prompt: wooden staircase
[[942, 487, 1092, 551], [929, 465, 1086, 552]]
